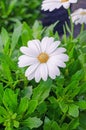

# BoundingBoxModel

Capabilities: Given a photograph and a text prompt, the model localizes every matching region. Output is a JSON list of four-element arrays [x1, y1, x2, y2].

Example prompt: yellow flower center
[[61, 0, 69, 2], [80, 11, 86, 15], [37, 53, 49, 63]]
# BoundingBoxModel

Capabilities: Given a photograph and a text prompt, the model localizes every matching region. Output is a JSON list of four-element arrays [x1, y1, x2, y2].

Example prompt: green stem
[[80, 23, 84, 34], [60, 113, 67, 126], [67, 8, 74, 40]]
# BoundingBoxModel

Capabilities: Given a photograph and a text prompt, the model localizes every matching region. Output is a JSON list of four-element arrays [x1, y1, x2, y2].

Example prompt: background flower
[[41, 0, 78, 11], [71, 8, 86, 24], [18, 37, 69, 82]]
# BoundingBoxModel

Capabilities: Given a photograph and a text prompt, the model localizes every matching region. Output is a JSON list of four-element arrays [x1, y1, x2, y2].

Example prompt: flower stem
[[67, 8, 74, 40], [60, 113, 67, 126], [80, 23, 84, 34]]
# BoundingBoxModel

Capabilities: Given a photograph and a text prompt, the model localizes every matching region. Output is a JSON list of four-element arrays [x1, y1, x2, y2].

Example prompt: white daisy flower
[[41, 0, 78, 11], [18, 37, 69, 82], [71, 8, 86, 25]]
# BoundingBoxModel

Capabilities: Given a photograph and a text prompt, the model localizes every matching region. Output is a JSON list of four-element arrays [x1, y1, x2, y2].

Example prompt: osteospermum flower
[[41, 0, 78, 11], [71, 8, 86, 25], [18, 37, 69, 82]]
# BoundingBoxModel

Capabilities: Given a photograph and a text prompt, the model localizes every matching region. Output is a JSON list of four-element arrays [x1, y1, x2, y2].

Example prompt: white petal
[[50, 47, 66, 56], [41, 37, 54, 52], [18, 55, 37, 67], [71, 8, 86, 24], [56, 60, 66, 68], [20, 46, 40, 58], [41, 37, 49, 52], [42, 0, 61, 11], [25, 63, 39, 77], [27, 40, 41, 56], [48, 56, 66, 68], [20, 46, 30, 55], [47, 60, 60, 79], [35, 66, 41, 82], [47, 41, 60, 54], [70, 0, 77, 3], [27, 73, 35, 80], [63, 2, 70, 9], [40, 63, 48, 81], [55, 54, 69, 62]]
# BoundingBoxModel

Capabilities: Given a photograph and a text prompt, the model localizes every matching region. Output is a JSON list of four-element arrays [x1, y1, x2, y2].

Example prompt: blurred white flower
[[18, 37, 69, 82], [71, 8, 86, 25], [41, 0, 78, 11]]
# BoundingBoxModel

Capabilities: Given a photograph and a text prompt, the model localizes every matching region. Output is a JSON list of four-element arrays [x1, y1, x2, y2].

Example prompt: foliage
[[0, 0, 86, 129], [0, 0, 42, 31], [0, 20, 86, 130]]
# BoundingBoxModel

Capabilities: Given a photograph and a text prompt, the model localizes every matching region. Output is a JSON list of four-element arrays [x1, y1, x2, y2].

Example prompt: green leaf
[[22, 22, 33, 45], [7, 0, 17, 16], [78, 30, 86, 44], [37, 102, 47, 114], [11, 24, 22, 53], [67, 118, 79, 130], [71, 69, 84, 82], [43, 117, 60, 130], [0, 53, 17, 71], [5, 126, 12, 130], [0, 106, 7, 116], [0, 83, 4, 104], [1, 27, 10, 54], [64, 81, 79, 97], [68, 104, 79, 117], [0, 116, 4, 123], [79, 82, 86, 95], [0, 35, 3, 52], [26, 100, 38, 115], [51, 121, 61, 130], [21, 86, 32, 99], [18, 97, 28, 115], [77, 100, 86, 110], [32, 20, 42, 39], [13, 120, 19, 128], [44, 21, 58, 37], [79, 112, 86, 129], [19, 127, 29, 130], [32, 79, 52, 104], [23, 117, 42, 129], [1, 60, 13, 83], [58, 98, 68, 113], [3, 88, 17, 111], [61, 123, 68, 130]]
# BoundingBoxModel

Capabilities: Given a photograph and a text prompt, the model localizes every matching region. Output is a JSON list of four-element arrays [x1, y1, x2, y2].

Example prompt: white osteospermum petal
[[48, 56, 66, 68], [27, 73, 35, 80], [41, 0, 77, 11], [42, 0, 61, 11], [18, 55, 37, 67], [55, 54, 69, 62], [50, 47, 66, 56], [20, 46, 40, 58], [63, 2, 70, 9], [35, 66, 41, 82], [41, 37, 54, 52], [47, 41, 60, 54], [56, 60, 66, 68], [47, 61, 60, 79], [41, 37, 49, 52], [20, 46, 30, 55], [28, 40, 41, 56], [70, 0, 77, 3], [25, 63, 39, 77], [18, 36, 69, 82], [71, 8, 86, 25], [40, 64, 48, 81]]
